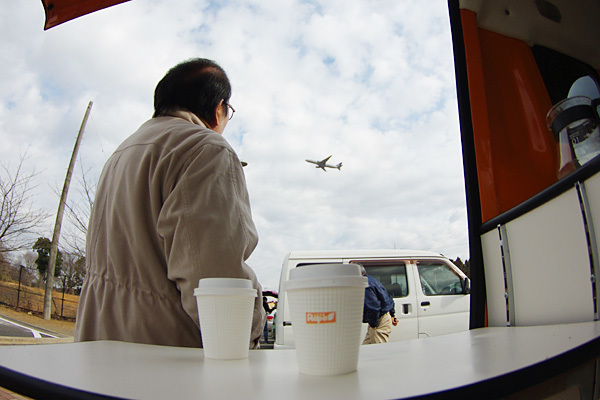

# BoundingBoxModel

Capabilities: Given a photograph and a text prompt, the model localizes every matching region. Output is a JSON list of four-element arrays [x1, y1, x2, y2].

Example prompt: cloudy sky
[[0, 0, 468, 290]]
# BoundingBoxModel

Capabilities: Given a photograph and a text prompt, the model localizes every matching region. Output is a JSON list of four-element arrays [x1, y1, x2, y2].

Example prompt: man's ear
[[211, 99, 227, 134], [214, 99, 226, 122]]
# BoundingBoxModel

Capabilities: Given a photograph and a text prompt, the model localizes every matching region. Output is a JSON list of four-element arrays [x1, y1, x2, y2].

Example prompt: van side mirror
[[461, 277, 471, 294]]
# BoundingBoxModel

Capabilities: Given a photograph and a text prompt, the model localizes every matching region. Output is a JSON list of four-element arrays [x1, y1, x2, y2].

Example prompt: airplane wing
[[306, 156, 336, 172]]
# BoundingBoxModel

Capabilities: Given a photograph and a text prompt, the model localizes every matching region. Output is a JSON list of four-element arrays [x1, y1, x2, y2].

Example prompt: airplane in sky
[[305, 155, 343, 172]]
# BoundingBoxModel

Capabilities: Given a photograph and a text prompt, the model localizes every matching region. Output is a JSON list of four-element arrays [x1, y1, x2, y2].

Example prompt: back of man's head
[[153, 58, 231, 128]]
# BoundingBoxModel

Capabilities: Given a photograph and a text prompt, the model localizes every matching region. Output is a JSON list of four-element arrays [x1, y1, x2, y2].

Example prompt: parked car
[[268, 310, 276, 341], [261, 291, 278, 343]]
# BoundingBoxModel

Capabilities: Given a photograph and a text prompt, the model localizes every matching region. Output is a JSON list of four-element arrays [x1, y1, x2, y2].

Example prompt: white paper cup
[[285, 264, 368, 375], [194, 278, 257, 360]]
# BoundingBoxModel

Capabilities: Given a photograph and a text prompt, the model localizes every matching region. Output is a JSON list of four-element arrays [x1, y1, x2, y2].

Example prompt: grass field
[[0, 280, 79, 320]]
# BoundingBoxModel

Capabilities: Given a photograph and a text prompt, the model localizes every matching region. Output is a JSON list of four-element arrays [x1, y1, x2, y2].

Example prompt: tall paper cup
[[194, 278, 257, 360], [285, 264, 368, 375]]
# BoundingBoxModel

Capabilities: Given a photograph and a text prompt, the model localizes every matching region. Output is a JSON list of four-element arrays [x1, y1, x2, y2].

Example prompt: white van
[[274, 250, 470, 348]]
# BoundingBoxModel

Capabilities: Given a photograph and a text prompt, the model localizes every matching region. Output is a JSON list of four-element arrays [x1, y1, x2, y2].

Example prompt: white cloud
[[0, 0, 468, 290]]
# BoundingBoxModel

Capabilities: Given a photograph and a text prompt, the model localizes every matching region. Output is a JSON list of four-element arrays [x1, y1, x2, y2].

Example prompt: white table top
[[1, 322, 600, 399]]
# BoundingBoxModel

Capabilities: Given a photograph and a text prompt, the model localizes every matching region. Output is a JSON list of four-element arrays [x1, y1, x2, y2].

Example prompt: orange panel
[[460, 10, 498, 221], [460, 10, 557, 222], [479, 31, 556, 220]]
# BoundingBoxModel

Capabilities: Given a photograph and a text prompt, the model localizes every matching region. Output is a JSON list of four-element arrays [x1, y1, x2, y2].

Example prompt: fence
[[0, 280, 79, 320]]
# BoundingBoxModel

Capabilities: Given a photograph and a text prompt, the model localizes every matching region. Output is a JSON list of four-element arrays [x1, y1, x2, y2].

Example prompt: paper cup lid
[[197, 278, 253, 289], [194, 278, 257, 297], [194, 287, 257, 297], [285, 264, 368, 291]]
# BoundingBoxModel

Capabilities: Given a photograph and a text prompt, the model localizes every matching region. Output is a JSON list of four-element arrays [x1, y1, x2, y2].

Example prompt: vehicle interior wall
[[451, 0, 600, 329], [491, 188, 595, 327], [458, 1, 600, 222]]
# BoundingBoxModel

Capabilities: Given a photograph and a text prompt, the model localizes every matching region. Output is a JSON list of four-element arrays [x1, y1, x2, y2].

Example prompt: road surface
[[0, 316, 57, 338]]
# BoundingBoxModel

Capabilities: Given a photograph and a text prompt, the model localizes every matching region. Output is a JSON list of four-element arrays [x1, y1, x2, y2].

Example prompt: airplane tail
[[336, 163, 342, 170]]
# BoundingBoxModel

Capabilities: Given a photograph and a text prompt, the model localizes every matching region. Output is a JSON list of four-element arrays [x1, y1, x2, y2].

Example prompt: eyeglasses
[[226, 103, 235, 120]]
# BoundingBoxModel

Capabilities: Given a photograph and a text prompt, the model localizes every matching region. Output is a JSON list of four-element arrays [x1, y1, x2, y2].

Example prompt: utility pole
[[43, 101, 93, 320], [16, 265, 24, 311]]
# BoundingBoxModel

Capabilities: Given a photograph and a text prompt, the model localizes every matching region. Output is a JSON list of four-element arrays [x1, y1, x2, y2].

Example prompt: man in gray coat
[[74, 58, 266, 348]]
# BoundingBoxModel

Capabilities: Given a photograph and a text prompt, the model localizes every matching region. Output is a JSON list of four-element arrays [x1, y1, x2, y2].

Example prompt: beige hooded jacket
[[74, 110, 265, 348]]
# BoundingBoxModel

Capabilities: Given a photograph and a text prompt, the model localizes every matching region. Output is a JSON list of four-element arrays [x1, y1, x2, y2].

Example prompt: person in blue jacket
[[358, 264, 399, 344]]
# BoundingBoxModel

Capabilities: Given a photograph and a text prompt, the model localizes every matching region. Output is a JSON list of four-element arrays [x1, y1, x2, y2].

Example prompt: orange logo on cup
[[306, 311, 336, 324]]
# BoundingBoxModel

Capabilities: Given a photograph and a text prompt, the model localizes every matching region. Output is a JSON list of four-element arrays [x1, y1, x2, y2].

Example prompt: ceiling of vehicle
[[460, 0, 600, 69]]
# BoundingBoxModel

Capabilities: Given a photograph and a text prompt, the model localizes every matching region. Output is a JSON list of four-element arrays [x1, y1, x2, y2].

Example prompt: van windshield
[[417, 263, 465, 295]]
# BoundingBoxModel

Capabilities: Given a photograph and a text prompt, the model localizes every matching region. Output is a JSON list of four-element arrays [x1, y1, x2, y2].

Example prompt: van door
[[412, 260, 470, 338], [356, 261, 419, 341]]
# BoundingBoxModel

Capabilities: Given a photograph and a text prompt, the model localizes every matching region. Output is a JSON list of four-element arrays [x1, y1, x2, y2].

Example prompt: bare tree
[[0, 155, 50, 253], [0, 244, 12, 281], [59, 252, 86, 293], [19, 250, 41, 287]]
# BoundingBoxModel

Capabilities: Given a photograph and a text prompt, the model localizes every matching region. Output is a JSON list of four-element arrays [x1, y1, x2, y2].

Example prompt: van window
[[417, 263, 465, 295], [295, 262, 339, 267], [363, 265, 408, 298]]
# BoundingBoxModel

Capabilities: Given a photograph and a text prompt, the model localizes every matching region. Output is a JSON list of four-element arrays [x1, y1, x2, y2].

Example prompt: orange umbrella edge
[[41, 0, 131, 30]]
